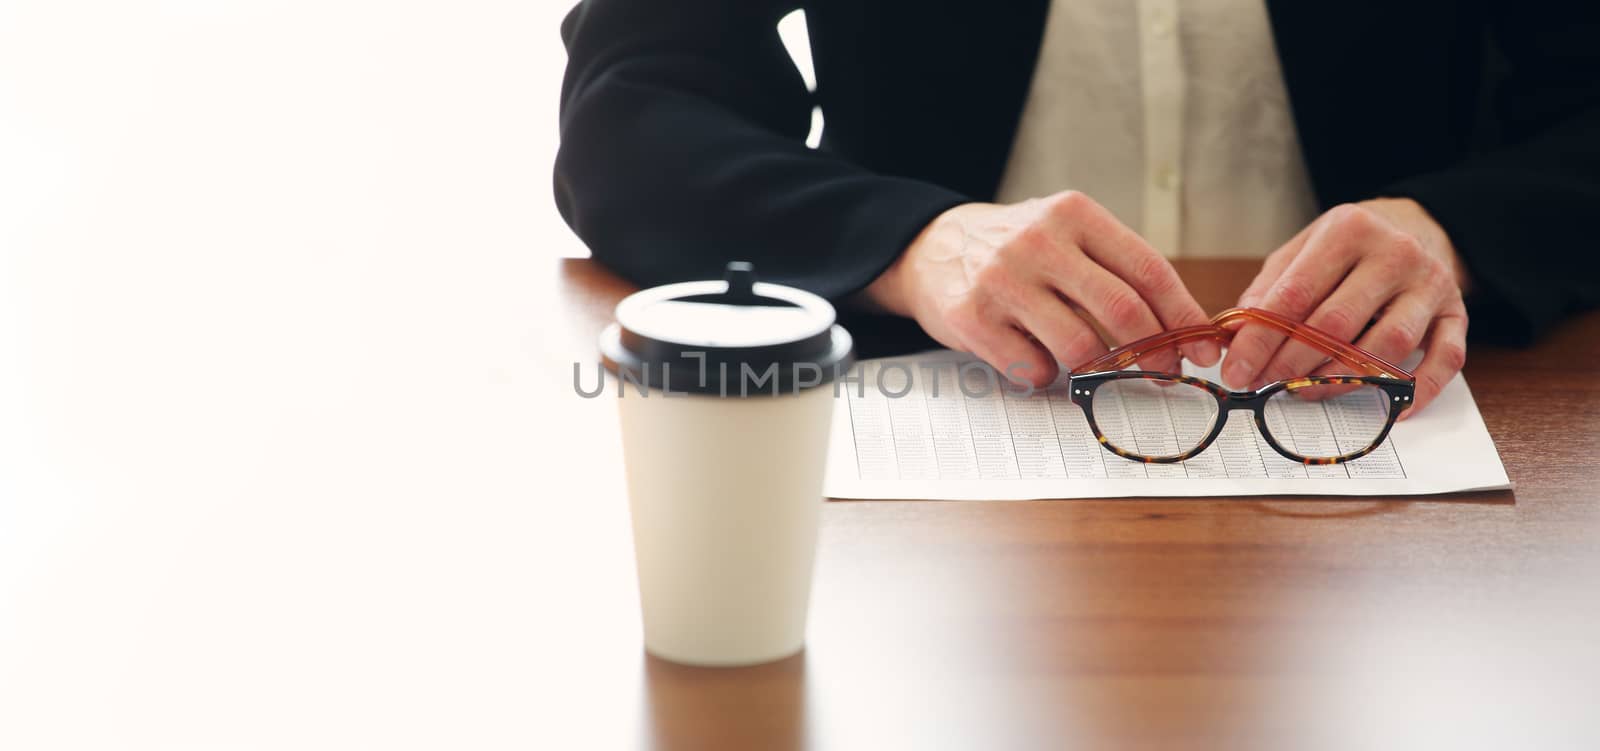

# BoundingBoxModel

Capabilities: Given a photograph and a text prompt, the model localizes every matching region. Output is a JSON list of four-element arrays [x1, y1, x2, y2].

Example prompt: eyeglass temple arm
[[1211, 307, 1411, 379], [1071, 307, 1412, 379]]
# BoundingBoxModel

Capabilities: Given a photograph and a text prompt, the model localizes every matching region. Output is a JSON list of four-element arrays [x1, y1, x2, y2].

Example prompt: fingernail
[[1196, 341, 1222, 367], [1224, 358, 1252, 390]]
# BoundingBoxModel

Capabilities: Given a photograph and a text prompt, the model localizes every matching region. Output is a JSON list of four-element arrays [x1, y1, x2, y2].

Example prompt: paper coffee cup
[[599, 262, 854, 666]]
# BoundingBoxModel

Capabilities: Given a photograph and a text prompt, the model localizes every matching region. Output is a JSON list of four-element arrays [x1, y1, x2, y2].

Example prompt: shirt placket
[[1137, 0, 1183, 255]]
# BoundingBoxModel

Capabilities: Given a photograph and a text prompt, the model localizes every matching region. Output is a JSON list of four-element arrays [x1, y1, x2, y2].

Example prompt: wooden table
[[4, 252, 1596, 749], [555, 258, 1600, 750]]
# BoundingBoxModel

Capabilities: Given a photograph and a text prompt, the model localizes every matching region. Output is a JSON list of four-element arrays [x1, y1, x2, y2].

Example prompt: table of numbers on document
[[843, 360, 1407, 482]]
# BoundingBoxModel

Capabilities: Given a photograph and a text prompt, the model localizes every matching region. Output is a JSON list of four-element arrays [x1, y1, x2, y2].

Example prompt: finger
[[1041, 191, 1220, 366], [1400, 310, 1468, 417], [1053, 254, 1182, 374], [1351, 291, 1438, 369], [966, 320, 1059, 390], [1012, 288, 1110, 374], [1253, 256, 1409, 387], [1291, 295, 1427, 399], [1226, 237, 1305, 388], [1281, 292, 1433, 403], [1238, 223, 1313, 309], [1222, 207, 1376, 389]]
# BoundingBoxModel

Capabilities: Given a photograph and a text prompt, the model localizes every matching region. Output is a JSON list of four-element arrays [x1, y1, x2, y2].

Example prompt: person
[[553, 1, 1600, 413]]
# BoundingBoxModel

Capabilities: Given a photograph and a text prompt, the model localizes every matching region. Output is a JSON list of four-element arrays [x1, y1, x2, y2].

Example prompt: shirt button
[[1156, 164, 1180, 191], [1150, 12, 1174, 39]]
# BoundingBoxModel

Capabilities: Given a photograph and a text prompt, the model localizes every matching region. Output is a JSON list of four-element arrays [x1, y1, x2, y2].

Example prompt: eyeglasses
[[1066, 307, 1416, 466]]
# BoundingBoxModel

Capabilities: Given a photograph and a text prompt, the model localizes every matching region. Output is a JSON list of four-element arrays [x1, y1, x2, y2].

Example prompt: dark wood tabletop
[[547, 258, 1600, 750]]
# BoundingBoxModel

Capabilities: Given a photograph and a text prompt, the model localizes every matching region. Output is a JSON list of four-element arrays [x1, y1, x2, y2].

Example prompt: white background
[[0, 2, 627, 748]]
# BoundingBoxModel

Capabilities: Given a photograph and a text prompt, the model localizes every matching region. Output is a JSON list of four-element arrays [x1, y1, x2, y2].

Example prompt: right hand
[[864, 191, 1221, 387]]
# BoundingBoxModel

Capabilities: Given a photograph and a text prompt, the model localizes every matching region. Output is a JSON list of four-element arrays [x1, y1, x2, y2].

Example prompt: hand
[[864, 190, 1220, 388], [1222, 199, 1470, 414]]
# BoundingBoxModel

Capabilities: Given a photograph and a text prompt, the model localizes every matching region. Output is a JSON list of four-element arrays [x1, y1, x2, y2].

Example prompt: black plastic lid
[[599, 262, 855, 396]]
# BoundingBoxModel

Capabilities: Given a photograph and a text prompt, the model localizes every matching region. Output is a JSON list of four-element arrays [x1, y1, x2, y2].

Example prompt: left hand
[[1221, 199, 1471, 414]]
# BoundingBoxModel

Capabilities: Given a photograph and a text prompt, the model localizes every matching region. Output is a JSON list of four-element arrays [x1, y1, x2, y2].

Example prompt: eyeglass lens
[[1262, 382, 1392, 459], [1090, 378, 1220, 460]]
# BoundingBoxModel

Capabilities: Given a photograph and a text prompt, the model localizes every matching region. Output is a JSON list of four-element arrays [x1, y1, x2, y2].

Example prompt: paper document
[[825, 350, 1510, 500]]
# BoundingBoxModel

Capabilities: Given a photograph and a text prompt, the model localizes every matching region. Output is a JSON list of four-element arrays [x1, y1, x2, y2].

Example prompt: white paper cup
[[599, 262, 853, 667], [617, 384, 833, 665]]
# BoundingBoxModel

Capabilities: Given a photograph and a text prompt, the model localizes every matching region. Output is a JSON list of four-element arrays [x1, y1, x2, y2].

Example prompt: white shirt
[[994, 0, 1320, 258]]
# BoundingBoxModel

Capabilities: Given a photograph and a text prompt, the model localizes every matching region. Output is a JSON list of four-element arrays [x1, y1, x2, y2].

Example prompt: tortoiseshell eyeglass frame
[[1066, 307, 1417, 466]]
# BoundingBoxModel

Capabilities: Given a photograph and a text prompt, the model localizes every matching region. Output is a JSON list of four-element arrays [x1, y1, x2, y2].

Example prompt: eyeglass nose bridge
[[1219, 388, 1275, 410]]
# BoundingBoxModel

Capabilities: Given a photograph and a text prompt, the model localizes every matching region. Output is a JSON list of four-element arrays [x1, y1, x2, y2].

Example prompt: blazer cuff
[[824, 178, 969, 301], [1379, 175, 1557, 346]]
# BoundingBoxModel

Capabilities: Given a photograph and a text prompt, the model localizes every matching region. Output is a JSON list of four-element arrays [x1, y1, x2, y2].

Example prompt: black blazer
[[554, 1, 1600, 345]]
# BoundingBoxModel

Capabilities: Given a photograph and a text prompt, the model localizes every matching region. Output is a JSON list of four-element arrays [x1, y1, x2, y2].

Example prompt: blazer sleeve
[[552, 0, 969, 300], [1381, 3, 1600, 345]]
